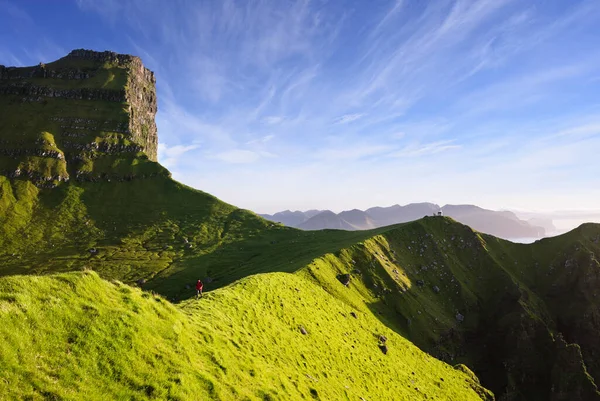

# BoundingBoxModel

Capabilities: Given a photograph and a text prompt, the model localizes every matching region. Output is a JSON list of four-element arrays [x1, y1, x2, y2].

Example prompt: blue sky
[[2, 0, 600, 214]]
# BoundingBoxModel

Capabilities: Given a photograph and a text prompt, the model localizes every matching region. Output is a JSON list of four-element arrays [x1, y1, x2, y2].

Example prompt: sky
[[1, 0, 600, 214]]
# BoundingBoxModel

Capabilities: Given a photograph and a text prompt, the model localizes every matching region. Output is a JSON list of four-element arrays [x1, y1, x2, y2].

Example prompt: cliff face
[[0, 49, 161, 187]]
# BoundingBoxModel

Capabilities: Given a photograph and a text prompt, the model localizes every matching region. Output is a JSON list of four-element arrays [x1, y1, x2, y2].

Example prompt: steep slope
[[0, 50, 276, 289], [258, 210, 311, 227], [442, 204, 545, 238], [0, 51, 405, 300], [0, 49, 160, 187], [295, 217, 600, 401], [298, 210, 355, 230], [0, 270, 491, 401], [338, 208, 377, 230], [259, 210, 324, 226], [304, 209, 323, 219]]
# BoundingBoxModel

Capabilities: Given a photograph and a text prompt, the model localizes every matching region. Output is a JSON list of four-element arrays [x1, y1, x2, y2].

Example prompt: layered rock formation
[[0, 49, 161, 187]]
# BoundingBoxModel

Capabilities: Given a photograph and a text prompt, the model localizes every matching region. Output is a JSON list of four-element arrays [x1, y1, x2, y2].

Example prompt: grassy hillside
[[2, 167, 600, 400], [293, 218, 600, 401], [0, 174, 398, 294], [3, 50, 600, 401], [0, 270, 491, 401], [3, 178, 600, 400]]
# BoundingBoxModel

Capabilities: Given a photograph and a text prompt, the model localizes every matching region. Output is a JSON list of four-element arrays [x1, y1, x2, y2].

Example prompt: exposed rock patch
[[0, 49, 159, 183], [337, 273, 351, 286]]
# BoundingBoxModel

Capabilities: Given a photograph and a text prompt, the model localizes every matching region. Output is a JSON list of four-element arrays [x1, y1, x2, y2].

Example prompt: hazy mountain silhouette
[[366, 203, 440, 226], [441, 204, 544, 238], [262, 203, 546, 239], [258, 210, 310, 227]]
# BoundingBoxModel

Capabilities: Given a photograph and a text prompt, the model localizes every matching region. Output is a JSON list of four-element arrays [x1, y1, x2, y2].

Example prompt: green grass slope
[[2, 169, 600, 400], [291, 217, 600, 401], [3, 50, 600, 401], [0, 174, 397, 294], [0, 270, 491, 401]]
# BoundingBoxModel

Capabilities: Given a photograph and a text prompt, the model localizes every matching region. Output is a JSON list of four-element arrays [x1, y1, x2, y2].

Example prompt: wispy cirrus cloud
[[334, 113, 365, 124], [247, 135, 275, 145], [390, 140, 461, 158], [262, 116, 284, 125], [543, 123, 600, 141], [314, 143, 393, 161], [2, 0, 598, 213], [1, 0, 33, 26]]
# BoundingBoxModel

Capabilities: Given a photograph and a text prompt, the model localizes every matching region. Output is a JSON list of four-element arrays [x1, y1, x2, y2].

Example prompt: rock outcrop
[[0, 49, 161, 187]]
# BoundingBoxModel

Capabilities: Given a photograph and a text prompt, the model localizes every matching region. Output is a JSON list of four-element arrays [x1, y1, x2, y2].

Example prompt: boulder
[[337, 274, 351, 286]]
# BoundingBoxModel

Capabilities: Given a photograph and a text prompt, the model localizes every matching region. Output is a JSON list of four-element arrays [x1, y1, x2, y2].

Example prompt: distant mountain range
[[260, 203, 548, 239]]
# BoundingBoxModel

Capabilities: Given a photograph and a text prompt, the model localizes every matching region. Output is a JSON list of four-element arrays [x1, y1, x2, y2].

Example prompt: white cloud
[[390, 140, 461, 158], [545, 123, 600, 141], [334, 113, 365, 124], [262, 116, 284, 125], [157, 99, 236, 147], [371, 0, 405, 35], [158, 143, 199, 168], [247, 134, 275, 145], [314, 144, 393, 161]]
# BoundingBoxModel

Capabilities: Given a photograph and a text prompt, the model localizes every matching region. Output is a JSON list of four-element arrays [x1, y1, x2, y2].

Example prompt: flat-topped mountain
[[0, 49, 161, 187], [261, 203, 546, 239]]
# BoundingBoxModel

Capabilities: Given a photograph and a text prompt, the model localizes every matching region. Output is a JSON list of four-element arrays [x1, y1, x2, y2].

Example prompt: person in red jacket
[[196, 279, 203, 299]]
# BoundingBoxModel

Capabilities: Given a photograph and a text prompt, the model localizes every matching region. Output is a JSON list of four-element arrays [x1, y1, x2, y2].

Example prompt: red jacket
[[196, 280, 203, 291]]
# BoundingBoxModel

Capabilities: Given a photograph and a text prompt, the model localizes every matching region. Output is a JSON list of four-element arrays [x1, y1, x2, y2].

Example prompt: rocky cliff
[[0, 49, 161, 187]]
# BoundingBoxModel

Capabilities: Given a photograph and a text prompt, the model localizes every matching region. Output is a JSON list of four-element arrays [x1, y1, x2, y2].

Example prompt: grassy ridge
[[292, 218, 600, 400], [2, 171, 600, 399], [2, 169, 600, 399], [0, 177, 254, 277], [0, 270, 490, 400], [0, 177, 398, 296]]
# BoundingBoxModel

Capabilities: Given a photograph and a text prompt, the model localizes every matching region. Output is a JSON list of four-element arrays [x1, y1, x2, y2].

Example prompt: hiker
[[196, 279, 204, 299]]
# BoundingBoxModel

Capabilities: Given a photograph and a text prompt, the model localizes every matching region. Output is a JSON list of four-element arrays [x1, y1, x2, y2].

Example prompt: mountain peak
[[0, 49, 161, 187], [65, 48, 139, 64]]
